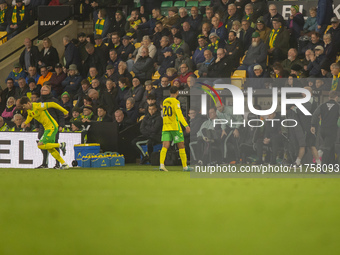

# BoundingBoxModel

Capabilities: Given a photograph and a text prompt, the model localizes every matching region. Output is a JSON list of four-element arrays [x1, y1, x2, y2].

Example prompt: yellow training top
[[162, 97, 188, 131], [25, 102, 68, 130]]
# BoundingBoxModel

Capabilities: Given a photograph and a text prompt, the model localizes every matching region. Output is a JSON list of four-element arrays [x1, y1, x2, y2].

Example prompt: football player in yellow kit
[[160, 86, 193, 172], [19, 96, 69, 169]]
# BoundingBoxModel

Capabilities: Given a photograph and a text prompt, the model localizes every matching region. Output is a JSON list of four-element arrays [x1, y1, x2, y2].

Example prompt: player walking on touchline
[[20, 96, 69, 169], [160, 86, 193, 172]]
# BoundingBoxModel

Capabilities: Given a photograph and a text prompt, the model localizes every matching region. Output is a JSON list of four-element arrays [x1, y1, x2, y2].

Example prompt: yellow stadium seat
[[152, 71, 161, 80], [134, 42, 141, 49], [130, 71, 135, 77], [194, 70, 200, 78], [232, 70, 247, 78], [0, 31, 7, 45], [73, 100, 77, 106]]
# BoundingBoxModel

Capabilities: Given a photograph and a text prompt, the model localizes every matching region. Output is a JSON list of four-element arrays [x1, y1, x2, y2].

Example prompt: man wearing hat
[[207, 33, 220, 56], [174, 48, 194, 74], [94, 34, 109, 62], [120, 35, 135, 62], [158, 47, 176, 76], [6, 62, 27, 88], [163, 6, 179, 30], [61, 64, 82, 96], [49, 63, 67, 97], [238, 31, 267, 78], [327, 17, 340, 52], [59, 91, 73, 111], [101, 64, 116, 85], [290, 64, 305, 78], [211, 16, 227, 41], [256, 18, 271, 44], [0, 0, 10, 31], [26, 78, 41, 97], [171, 32, 190, 56], [267, 18, 290, 64], [82, 104, 97, 123]]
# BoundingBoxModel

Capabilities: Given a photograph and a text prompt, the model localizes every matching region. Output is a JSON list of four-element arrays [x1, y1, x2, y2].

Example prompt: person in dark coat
[[7, 0, 30, 38], [61, 64, 82, 96], [19, 37, 40, 71], [224, 31, 243, 66], [263, 3, 284, 29], [132, 46, 154, 83], [124, 77, 145, 110], [95, 105, 112, 122], [101, 79, 118, 116], [117, 77, 130, 109], [0, 79, 16, 113], [316, 0, 334, 36], [49, 63, 67, 97], [208, 48, 234, 78], [38, 37, 59, 71], [268, 18, 290, 64], [83, 43, 106, 77], [239, 19, 255, 52], [287, 5, 305, 48], [158, 47, 176, 77], [0, 0, 11, 32], [111, 10, 126, 37], [131, 103, 162, 164], [63, 35, 81, 70], [223, 3, 242, 32], [77, 32, 88, 63], [326, 17, 340, 53], [120, 35, 135, 62]]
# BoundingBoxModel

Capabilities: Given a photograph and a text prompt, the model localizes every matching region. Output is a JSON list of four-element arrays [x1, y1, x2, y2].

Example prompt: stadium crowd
[[0, 0, 340, 167]]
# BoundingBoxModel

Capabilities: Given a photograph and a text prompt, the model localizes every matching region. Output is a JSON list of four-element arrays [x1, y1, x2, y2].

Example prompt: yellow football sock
[[160, 147, 168, 165], [48, 148, 65, 165], [38, 143, 59, 150], [179, 148, 187, 168]]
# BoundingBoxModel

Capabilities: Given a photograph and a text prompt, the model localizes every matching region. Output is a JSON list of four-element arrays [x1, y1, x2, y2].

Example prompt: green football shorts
[[161, 130, 184, 143], [39, 128, 58, 144]]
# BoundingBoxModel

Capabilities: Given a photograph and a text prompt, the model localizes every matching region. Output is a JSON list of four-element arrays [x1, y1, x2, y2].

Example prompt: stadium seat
[[199, 1, 210, 7], [174, 1, 186, 7], [130, 71, 135, 77], [186, 1, 199, 7], [134, 42, 142, 49], [231, 70, 246, 89], [161, 1, 173, 7], [232, 70, 247, 79], [194, 70, 200, 78], [135, 2, 141, 8], [0, 31, 7, 45], [73, 100, 77, 107]]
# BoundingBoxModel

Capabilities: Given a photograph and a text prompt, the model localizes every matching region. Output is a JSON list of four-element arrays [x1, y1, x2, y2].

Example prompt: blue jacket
[[304, 16, 317, 32], [317, 0, 334, 26], [64, 42, 81, 70], [192, 47, 207, 66], [158, 55, 176, 76], [61, 74, 82, 95], [6, 70, 27, 88], [210, 25, 228, 41]]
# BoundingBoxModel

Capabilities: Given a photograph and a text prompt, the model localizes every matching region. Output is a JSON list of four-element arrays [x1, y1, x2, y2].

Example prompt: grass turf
[[0, 165, 340, 255]]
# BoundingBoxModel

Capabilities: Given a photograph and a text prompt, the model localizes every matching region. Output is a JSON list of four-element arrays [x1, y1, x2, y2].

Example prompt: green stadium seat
[[161, 10, 167, 16], [134, 2, 141, 8], [186, 1, 199, 7], [199, 1, 210, 7], [174, 1, 186, 7], [161, 1, 173, 7]]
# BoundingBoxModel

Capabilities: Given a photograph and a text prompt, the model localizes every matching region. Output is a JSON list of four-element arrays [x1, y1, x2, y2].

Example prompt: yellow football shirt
[[25, 102, 68, 130], [162, 97, 188, 131]]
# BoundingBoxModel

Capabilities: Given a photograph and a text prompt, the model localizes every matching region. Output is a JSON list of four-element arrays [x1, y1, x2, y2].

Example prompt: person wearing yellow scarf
[[11, 3, 25, 25], [331, 63, 340, 91], [0, 2, 8, 30], [8, 1, 26, 38]]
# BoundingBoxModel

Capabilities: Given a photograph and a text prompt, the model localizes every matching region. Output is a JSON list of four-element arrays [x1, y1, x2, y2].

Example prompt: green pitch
[[0, 165, 340, 255]]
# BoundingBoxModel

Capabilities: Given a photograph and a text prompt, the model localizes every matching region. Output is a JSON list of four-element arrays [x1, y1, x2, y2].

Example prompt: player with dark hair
[[19, 96, 69, 169], [159, 86, 192, 172]]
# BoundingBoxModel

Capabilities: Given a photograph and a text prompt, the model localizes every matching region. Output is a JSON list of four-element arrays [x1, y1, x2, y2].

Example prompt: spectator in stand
[[86, 67, 99, 84], [115, 61, 132, 84], [95, 105, 111, 122], [252, 65, 269, 84], [25, 66, 40, 84], [171, 32, 190, 56], [37, 66, 52, 86], [61, 64, 82, 97], [199, 49, 215, 77], [256, 18, 271, 44], [87, 89, 100, 111], [132, 103, 162, 164], [38, 37, 59, 71], [75, 79, 91, 108], [224, 4, 241, 32], [317, 0, 334, 35], [114, 109, 132, 132], [271, 62, 289, 79], [19, 38, 39, 71], [0, 117, 9, 131], [77, 32, 88, 63], [107, 49, 120, 72], [178, 63, 194, 85], [156, 36, 170, 67], [188, 6, 202, 33], [120, 36, 135, 62], [7, 0, 30, 38], [132, 46, 154, 83], [125, 97, 138, 123], [175, 48, 194, 74], [112, 10, 126, 38], [9, 114, 27, 131], [108, 32, 123, 56], [59, 91, 73, 110], [179, 7, 189, 25], [137, 8, 165, 41], [102, 79, 118, 116], [200, 22, 211, 42], [251, 0, 269, 23], [0, 0, 10, 32], [211, 16, 227, 42], [231, 20, 242, 38], [282, 48, 304, 73], [70, 107, 82, 123], [83, 43, 106, 77], [137, 36, 157, 61], [153, 21, 171, 49], [330, 63, 340, 91], [81, 105, 96, 123], [26, 78, 41, 97], [240, 19, 255, 52], [63, 35, 81, 70], [158, 47, 176, 77], [101, 64, 115, 85], [94, 9, 111, 38], [207, 33, 220, 56], [287, 5, 305, 48], [90, 78, 102, 96], [7, 62, 26, 87], [94, 34, 109, 62], [48, 63, 66, 97], [1, 96, 16, 122], [193, 35, 208, 69], [263, 4, 284, 29], [139, 83, 156, 114], [203, 6, 214, 24], [301, 32, 323, 55], [181, 22, 197, 52], [117, 77, 130, 109], [208, 48, 233, 78], [1, 79, 16, 113], [238, 31, 268, 77], [14, 77, 28, 99], [243, 4, 256, 28], [155, 76, 171, 105], [225, 31, 243, 65], [307, 46, 326, 77], [327, 17, 340, 53], [303, 7, 318, 34], [268, 18, 290, 65], [323, 33, 337, 65], [124, 77, 145, 109], [320, 61, 333, 78], [163, 7, 180, 30]]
